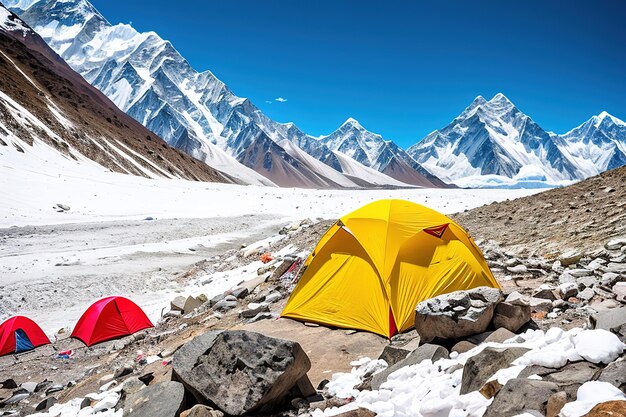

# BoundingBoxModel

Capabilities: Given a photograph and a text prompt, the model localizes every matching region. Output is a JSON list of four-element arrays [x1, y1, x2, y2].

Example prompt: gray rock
[[183, 296, 204, 314], [123, 381, 184, 417], [414, 287, 503, 343], [170, 296, 186, 312], [213, 295, 238, 312], [231, 287, 249, 300], [532, 288, 557, 301], [613, 282, 626, 303], [246, 312, 275, 323], [558, 282, 578, 299], [505, 291, 530, 306], [589, 307, 626, 332], [559, 250, 583, 266], [606, 238, 626, 251], [597, 358, 626, 393], [578, 287, 596, 302], [460, 347, 530, 394], [483, 378, 559, 417], [331, 408, 377, 417], [541, 362, 601, 399], [606, 263, 626, 274], [209, 293, 226, 307], [567, 268, 593, 278], [378, 345, 411, 367], [558, 272, 576, 285], [121, 377, 146, 395], [240, 304, 270, 319], [114, 364, 134, 378], [529, 297, 553, 313], [371, 344, 449, 390], [507, 265, 528, 274], [55, 203, 70, 211], [451, 341, 476, 354], [172, 330, 311, 415], [587, 259, 606, 271], [20, 382, 37, 393], [484, 327, 517, 343], [576, 276, 597, 290], [182, 405, 225, 417], [35, 397, 56, 411]]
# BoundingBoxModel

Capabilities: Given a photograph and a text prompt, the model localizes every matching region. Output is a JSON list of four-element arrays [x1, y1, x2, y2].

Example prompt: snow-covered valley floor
[[0, 151, 542, 335]]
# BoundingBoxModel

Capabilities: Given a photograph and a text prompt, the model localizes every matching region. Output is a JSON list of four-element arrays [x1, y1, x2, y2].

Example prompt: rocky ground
[[0, 168, 625, 417]]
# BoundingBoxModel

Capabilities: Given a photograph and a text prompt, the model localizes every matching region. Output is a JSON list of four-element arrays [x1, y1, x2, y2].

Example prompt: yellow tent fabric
[[281, 199, 499, 338]]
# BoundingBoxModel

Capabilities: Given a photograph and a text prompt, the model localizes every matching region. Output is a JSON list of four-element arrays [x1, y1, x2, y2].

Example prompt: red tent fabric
[[71, 296, 153, 346], [0, 316, 50, 356]]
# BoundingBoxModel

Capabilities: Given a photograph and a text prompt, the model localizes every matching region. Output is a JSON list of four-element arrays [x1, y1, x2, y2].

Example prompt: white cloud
[[275, 97, 288, 103], [265, 100, 273, 104]]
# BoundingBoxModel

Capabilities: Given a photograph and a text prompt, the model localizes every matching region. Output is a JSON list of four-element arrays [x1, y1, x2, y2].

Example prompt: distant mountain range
[[4, 0, 626, 189], [408, 94, 626, 188], [0, 4, 228, 183]]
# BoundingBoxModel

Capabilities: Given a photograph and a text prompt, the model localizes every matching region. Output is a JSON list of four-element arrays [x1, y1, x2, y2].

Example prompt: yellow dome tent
[[281, 199, 499, 338]]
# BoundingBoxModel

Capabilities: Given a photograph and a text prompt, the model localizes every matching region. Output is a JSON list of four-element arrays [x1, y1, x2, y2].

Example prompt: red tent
[[71, 296, 153, 346], [0, 316, 51, 356]]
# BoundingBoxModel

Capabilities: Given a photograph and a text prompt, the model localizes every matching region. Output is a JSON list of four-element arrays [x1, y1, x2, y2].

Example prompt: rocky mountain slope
[[453, 164, 626, 256], [0, 4, 231, 183], [408, 94, 626, 188], [5, 0, 444, 189]]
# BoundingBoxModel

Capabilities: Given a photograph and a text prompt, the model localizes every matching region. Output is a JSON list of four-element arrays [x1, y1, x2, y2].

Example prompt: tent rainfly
[[0, 316, 50, 356], [71, 296, 153, 346], [281, 199, 500, 338]]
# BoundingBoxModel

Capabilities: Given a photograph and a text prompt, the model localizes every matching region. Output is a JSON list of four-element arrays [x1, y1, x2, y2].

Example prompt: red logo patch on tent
[[424, 224, 449, 238]]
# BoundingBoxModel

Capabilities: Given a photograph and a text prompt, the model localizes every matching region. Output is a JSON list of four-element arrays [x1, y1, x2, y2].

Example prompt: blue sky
[[91, 0, 626, 148]]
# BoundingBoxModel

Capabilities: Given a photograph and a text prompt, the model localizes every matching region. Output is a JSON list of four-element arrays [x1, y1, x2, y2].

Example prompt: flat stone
[[589, 307, 626, 331], [492, 301, 531, 333], [533, 287, 557, 300], [484, 327, 517, 343], [483, 378, 559, 417], [460, 347, 530, 394], [567, 268, 593, 278], [378, 345, 411, 367], [559, 250, 583, 266], [123, 381, 185, 417], [576, 276, 598, 290], [181, 405, 224, 417], [231, 287, 249, 300], [171, 296, 186, 312], [606, 238, 626, 251], [507, 265, 528, 274], [183, 296, 204, 314], [613, 282, 626, 303], [597, 358, 626, 393], [606, 263, 626, 274], [371, 344, 449, 390], [579, 287, 596, 302], [451, 341, 476, 354], [332, 408, 377, 417], [529, 297, 554, 313]]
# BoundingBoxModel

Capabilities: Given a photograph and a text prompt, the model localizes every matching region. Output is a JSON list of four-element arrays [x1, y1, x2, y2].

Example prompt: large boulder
[[371, 344, 448, 390], [483, 378, 559, 417], [172, 330, 311, 416], [589, 307, 626, 332], [123, 381, 185, 417], [492, 302, 531, 333], [414, 287, 503, 343], [583, 400, 626, 416], [460, 347, 530, 394]]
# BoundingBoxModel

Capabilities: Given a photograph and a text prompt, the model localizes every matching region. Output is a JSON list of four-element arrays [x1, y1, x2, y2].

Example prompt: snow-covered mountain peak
[[595, 111, 626, 127]]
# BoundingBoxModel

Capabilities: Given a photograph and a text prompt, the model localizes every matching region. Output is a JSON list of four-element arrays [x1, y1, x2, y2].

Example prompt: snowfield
[[0, 134, 540, 228], [0, 135, 541, 336]]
